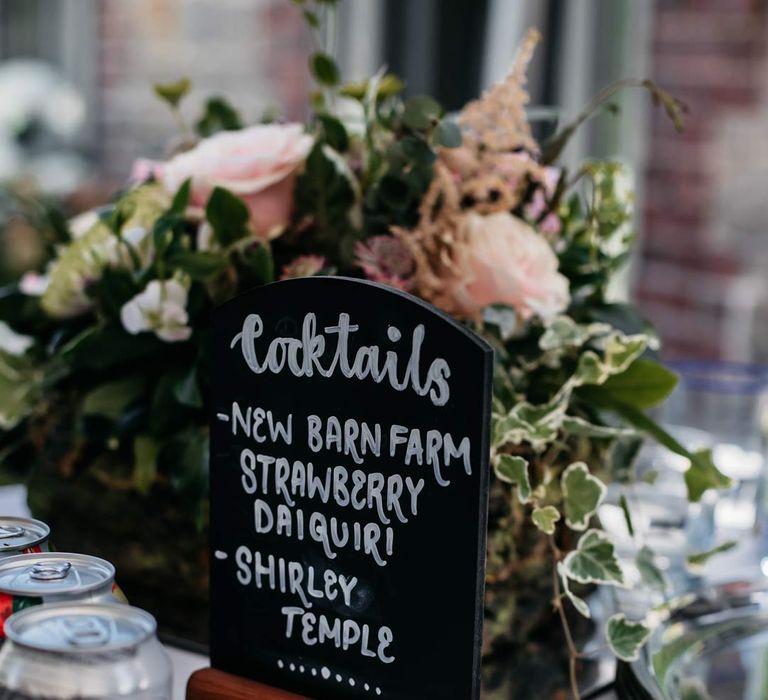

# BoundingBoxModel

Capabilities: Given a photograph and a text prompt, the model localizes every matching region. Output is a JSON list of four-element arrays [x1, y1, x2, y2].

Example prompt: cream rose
[[451, 212, 569, 321], [160, 124, 313, 240]]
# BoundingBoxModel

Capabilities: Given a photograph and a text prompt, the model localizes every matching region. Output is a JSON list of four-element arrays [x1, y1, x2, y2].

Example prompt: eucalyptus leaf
[[494, 454, 531, 504], [591, 358, 678, 409], [174, 367, 202, 408], [402, 95, 442, 131], [606, 613, 651, 662], [563, 529, 625, 586], [562, 462, 606, 531], [434, 119, 462, 148], [532, 505, 560, 535]]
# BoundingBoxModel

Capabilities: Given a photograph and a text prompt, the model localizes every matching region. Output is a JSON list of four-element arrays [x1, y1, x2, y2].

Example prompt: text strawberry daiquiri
[[229, 312, 452, 407]]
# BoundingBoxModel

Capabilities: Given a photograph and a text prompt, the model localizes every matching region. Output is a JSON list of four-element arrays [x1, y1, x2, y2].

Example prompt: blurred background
[[0, 0, 764, 361]]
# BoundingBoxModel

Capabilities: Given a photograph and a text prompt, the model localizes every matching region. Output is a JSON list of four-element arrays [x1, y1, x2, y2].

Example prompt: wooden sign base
[[187, 668, 313, 700]]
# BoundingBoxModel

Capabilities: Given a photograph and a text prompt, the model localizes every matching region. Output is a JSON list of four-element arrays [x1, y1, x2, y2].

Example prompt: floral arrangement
[[0, 4, 728, 698]]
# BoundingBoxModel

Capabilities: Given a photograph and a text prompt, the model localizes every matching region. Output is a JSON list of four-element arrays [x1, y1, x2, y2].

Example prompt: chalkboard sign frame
[[209, 277, 493, 700]]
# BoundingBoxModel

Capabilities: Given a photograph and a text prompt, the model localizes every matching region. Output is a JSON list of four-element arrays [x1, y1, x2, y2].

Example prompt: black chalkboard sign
[[209, 277, 492, 700]]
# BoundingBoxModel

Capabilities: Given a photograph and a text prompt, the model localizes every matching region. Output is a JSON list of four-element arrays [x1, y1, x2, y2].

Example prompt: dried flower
[[354, 235, 416, 291], [280, 255, 326, 280]]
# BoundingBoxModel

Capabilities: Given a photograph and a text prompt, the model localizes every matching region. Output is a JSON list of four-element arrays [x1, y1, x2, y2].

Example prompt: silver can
[[0, 603, 172, 698], [0, 519, 49, 558], [0, 553, 126, 636]]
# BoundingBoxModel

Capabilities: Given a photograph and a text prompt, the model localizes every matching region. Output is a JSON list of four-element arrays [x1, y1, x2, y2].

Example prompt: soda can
[[0, 553, 125, 636], [0, 602, 172, 698], [0, 518, 49, 558]]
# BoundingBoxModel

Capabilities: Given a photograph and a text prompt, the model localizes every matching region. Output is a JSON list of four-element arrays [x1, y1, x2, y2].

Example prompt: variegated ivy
[[490, 321, 731, 676]]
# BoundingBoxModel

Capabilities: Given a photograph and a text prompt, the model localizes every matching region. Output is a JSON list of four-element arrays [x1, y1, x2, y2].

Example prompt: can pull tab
[[61, 617, 110, 647], [0, 526, 24, 539], [30, 560, 72, 581]]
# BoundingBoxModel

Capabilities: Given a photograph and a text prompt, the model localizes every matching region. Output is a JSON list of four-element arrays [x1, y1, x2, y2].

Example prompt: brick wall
[[96, 0, 311, 181], [637, 0, 768, 359]]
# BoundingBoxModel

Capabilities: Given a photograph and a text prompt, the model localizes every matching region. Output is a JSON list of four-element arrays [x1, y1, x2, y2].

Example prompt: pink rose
[[450, 212, 569, 320], [160, 124, 313, 240], [130, 158, 165, 184]]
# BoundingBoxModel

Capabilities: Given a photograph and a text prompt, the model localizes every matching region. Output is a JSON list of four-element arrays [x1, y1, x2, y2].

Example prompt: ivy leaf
[[562, 462, 606, 531], [636, 546, 668, 592], [494, 455, 531, 504], [311, 52, 341, 86], [563, 529, 625, 586], [402, 95, 442, 130], [557, 562, 591, 618], [133, 434, 159, 495], [574, 333, 648, 387], [685, 449, 733, 503], [206, 187, 249, 246], [153, 77, 191, 108], [532, 506, 560, 535], [606, 613, 652, 662], [687, 540, 737, 571], [539, 316, 610, 352]]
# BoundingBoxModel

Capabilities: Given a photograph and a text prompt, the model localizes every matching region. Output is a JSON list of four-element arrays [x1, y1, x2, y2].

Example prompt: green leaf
[[303, 9, 320, 28], [532, 506, 560, 535], [684, 449, 733, 503], [153, 78, 191, 108], [494, 455, 531, 504], [317, 113, 349, 152], [562, 462, 606, 531], [557, 562, 591, 618], [82, 378, 145, 420], [206, 187, 250, 246], [636, 546, 668, 592], [606, 613, 651, 662], [311, 52, 341, 86], [174, 367, 202, 409], [195, 97, 243, 137], [434, 119, 462, 148], [402, 95, 442, 131], [563, 529, 625, 586], [170, 178, 192, 214], [590, 359, 678, 409], [561, 416, 635, 439], [168, 251, 227, 280], [619, 493, 635, 537], [340, 74, 404, 100], [0, 351, 40, 429], [251, 243, 275, 284], [598, 400, 733, 502], [687, 540, 737, 570], [132, 435, 159, 494]]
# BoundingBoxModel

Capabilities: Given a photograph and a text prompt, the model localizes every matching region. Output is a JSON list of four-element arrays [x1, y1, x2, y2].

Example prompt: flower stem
[[550, 538, 581, 700]]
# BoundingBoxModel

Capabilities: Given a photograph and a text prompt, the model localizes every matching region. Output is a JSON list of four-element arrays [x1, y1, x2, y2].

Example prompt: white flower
[[120, 278, 192, 343], [0, 321, 33, 356], [19, 272, 50, 296]]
